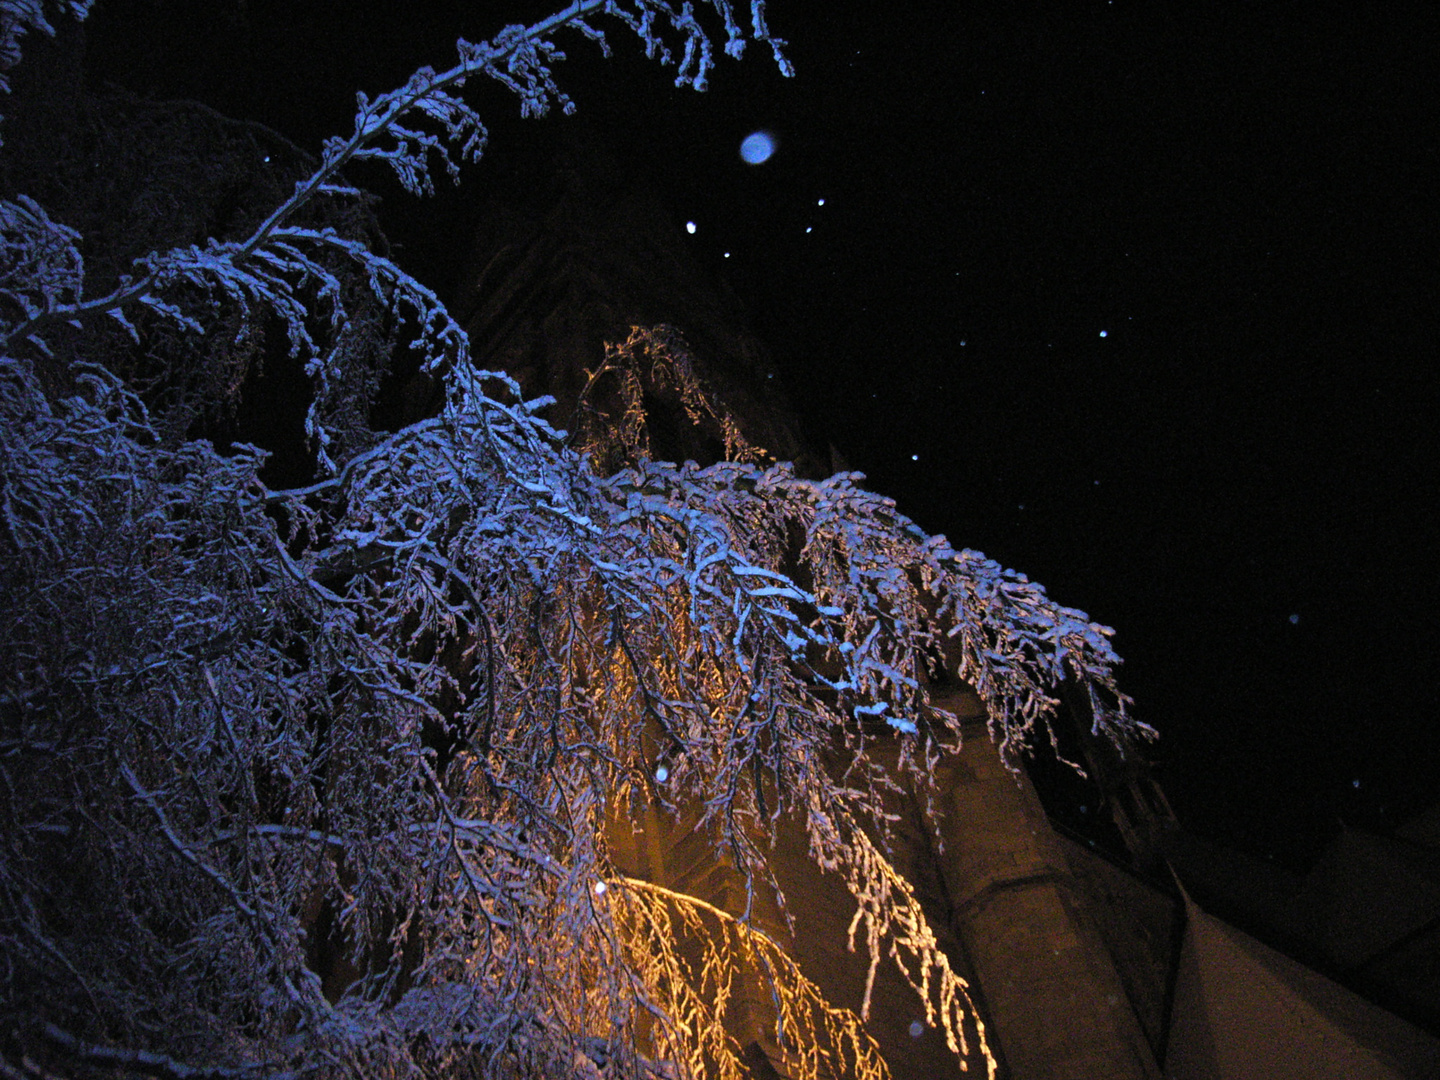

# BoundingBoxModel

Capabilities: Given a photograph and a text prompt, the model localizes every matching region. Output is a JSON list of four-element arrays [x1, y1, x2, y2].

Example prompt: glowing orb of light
[[908, 1021, 925, 1039], [740, 130, 776, 165]]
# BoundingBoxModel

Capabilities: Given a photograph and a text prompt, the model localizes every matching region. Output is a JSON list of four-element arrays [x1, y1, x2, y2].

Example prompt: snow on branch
[[1, 4, 1143, 1080], [0, 0, 91, 99], [0, 0, 789, 397]]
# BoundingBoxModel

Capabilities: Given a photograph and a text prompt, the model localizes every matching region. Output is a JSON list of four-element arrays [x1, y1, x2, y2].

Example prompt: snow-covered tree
[[0, 3, 1151, 1078]]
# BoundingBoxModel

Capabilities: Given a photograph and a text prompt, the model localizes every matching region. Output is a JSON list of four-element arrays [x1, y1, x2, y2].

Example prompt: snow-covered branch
[[0, 5, 1143, 1080]]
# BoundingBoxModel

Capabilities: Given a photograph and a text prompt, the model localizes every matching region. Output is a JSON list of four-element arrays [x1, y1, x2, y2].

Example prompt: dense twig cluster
[[0, 3, 1148, 1078]]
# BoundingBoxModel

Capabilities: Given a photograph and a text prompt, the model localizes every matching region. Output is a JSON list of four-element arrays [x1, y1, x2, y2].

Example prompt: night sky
[[83, 0, 1438, 869]]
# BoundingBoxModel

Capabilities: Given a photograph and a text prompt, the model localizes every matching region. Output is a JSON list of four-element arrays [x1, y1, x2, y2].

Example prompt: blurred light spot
[[685, 221, 696, 235], [740, 130, 775, 164], [594, 881, 607, 896], [908, 1021, 924, 1038], [655, 764, 669, 783]]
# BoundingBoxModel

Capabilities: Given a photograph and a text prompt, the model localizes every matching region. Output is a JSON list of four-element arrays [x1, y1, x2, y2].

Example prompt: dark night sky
[[83, 0, 1438, 868]]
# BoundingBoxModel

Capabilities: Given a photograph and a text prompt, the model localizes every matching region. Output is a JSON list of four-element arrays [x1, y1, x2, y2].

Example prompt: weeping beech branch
[[1, 3, 1148, 1079], [607, 877, 894, 1080]]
